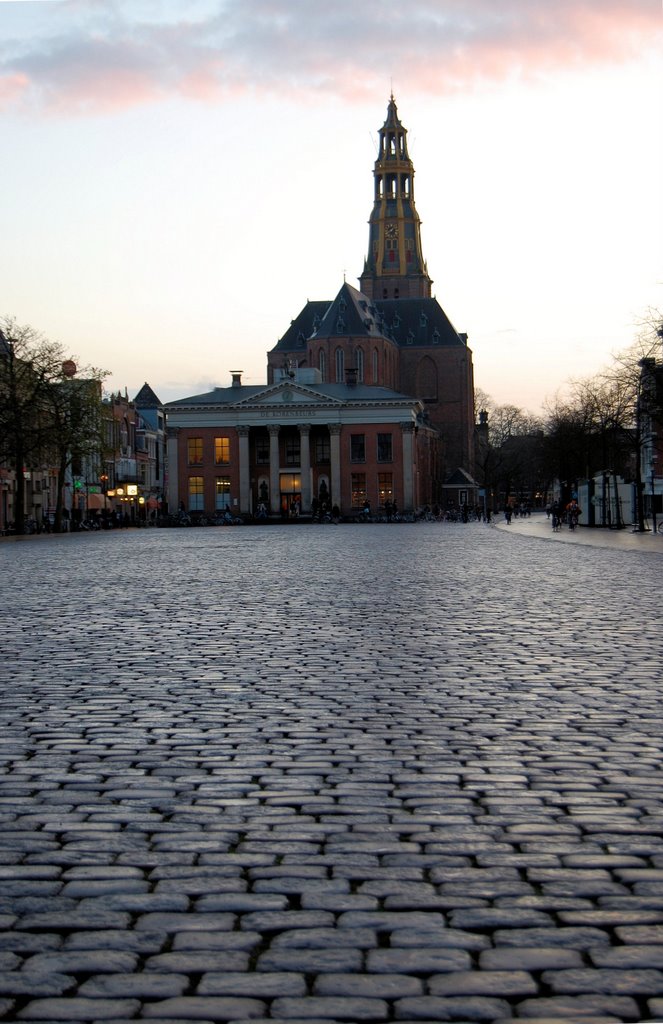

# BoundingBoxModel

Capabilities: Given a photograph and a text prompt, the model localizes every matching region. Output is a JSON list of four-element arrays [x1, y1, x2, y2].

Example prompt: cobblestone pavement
[[1, 522, 663, 1023]]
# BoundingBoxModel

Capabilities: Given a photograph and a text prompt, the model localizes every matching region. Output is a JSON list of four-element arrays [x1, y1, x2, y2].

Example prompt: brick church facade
[[165, 98, 476, 519]]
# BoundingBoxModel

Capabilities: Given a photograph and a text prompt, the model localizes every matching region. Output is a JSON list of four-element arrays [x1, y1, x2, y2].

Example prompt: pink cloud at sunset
[[0, 0, 660, 116]]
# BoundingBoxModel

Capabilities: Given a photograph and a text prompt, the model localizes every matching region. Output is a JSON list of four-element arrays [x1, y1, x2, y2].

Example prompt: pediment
[[233, 382, 342, 407]]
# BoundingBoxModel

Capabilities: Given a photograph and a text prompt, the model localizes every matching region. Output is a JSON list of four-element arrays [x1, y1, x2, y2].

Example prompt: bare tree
[[0, 316, 107, 534]]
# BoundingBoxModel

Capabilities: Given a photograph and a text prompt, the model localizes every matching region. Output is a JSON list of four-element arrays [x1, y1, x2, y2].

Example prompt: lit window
[[215, 476, 231, 510], [378, 473, 393, 506], [351, 473, 367, 509], [187, 438, 203, 465], [188, 476, 204, 511], [214, 437, 230, 464]]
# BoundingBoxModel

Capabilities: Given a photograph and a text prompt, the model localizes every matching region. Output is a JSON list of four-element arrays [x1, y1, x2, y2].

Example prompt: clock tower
[[359, 95, 432, 301]]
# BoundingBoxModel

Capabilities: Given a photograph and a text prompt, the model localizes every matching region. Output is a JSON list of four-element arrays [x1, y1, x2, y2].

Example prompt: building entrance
[[280, 472, 302, 517]]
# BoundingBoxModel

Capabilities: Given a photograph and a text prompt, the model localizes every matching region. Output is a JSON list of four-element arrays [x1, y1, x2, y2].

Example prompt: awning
[[86, 493, 107, 510]]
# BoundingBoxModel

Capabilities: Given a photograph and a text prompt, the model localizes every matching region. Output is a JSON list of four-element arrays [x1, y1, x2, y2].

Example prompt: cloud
[[0, 0, 660, 115]]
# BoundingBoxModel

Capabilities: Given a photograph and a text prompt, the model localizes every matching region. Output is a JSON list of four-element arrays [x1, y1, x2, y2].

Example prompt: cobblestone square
[[1, 522, 662, 1022]]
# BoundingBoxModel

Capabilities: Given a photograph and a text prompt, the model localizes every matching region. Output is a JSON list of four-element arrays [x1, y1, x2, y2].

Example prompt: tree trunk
[[13, 440, 26, 535], [54, 451, 67, 533]]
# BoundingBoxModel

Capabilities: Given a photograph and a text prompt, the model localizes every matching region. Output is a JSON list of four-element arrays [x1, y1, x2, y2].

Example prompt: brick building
[[165, 97, 475, 519]]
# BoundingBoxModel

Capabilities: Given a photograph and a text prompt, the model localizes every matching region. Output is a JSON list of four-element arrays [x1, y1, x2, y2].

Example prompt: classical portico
[[164, 370, 437, 519]]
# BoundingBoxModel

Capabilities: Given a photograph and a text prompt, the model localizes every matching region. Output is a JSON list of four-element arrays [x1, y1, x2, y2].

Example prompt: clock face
[[385, 222, 398, 239]]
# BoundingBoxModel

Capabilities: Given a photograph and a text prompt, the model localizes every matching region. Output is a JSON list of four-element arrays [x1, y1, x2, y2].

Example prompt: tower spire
[[359, 96, 432, 301]]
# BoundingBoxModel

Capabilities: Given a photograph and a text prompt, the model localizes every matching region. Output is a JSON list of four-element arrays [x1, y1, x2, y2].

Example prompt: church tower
[[359, 96, 432, 301]]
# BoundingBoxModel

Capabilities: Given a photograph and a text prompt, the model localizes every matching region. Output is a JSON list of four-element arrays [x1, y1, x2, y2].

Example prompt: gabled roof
[[133, 382, 162, 407], [312, 283, 391, 343], [373, 298, 466, 349], [272, 300, 330, 352], [271, 287, 468, 355], [165, 385, 267, 408], [444, 467, 478, 487], [164, 379, 418, 411]]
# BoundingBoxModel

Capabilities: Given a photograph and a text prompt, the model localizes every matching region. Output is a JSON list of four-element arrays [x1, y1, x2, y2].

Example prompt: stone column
[[268, 425, 280, 515], [166, 427, 179, 513], [298, 424, 311, 513], [400, 421, 415, 512], [329, 424, 342, 509], [237, 426, 250, 515]]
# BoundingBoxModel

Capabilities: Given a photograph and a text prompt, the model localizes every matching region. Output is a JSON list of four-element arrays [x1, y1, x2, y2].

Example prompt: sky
[[0, 0, 661, 414]]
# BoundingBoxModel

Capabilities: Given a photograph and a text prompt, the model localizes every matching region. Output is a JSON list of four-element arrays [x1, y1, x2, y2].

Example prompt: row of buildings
[[2, 98, 661, 530], [3, 98, 479, 530]]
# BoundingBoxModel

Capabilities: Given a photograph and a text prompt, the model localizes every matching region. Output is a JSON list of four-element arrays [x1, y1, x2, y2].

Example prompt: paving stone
[[0, 971, 76, 996], [0, 933, 62, 953], [394, 995, 512, 1020], [390, 928, 489, 950], [428, 969, 538, 997], [270, 927, 378, 949], [541, 966, 663, 995], [21, 950, 138, 973], [147, 951, 250, 972], [134, 912, 236, 931], [172, 931, 263, 951], [493, 926, 612, 949], [64, 929, 168, 952], [77, 972, 190, 997], [313, 972, 423, 997], [257, 948, 363, 973], [367, 947, 472, 973], [140, 997, 267, 1018], [196, 971, 306, 997], [239, 911, 335, 932], [270, 996, 389, 1019], [16, 997, 142, 1019], [337, 911, 446, 932], [480, 947, 583, 970], [515, 994, 642, 1018]]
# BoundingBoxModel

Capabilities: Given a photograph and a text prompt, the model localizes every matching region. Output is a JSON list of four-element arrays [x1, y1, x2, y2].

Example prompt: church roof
[[133, 382, 162, 407], [312, 283, 390, 343], [273, 300, 330, 352], [376, 298, 467, 349], [272, 290, 468, 353]]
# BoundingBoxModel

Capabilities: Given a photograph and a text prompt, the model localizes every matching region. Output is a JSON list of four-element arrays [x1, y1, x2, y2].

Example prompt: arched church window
[[372, 348, 379, 384], [335, 348, 345, 383], [319, 349, 327, 381], [356, 348, 364, 383]]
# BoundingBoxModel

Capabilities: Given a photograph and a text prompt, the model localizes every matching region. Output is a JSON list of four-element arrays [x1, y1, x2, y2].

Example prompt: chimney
[[345, 368, 358, 388], [230, 370, 243, 388]]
